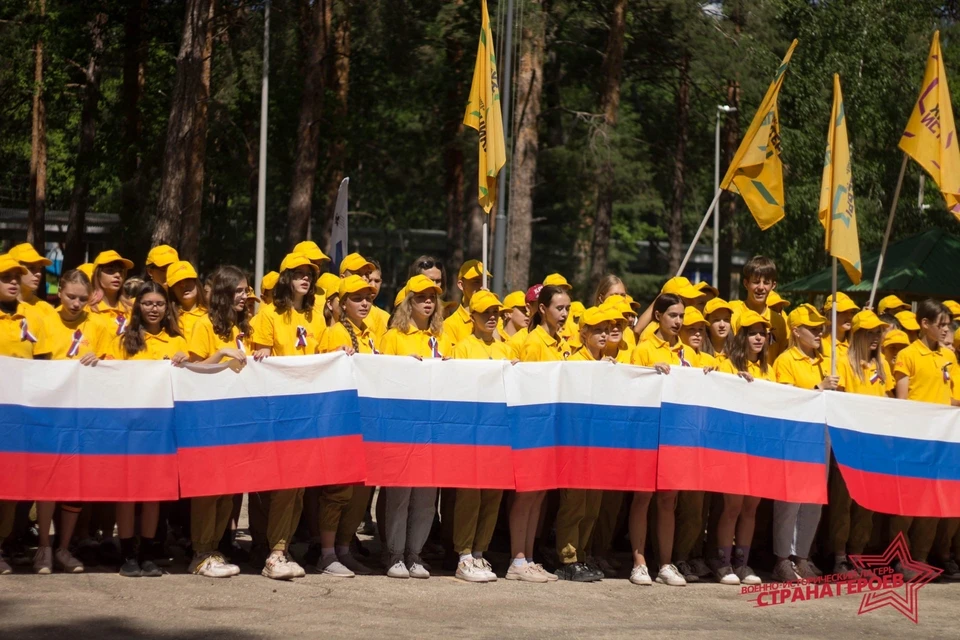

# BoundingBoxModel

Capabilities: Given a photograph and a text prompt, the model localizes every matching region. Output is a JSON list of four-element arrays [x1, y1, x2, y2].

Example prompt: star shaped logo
[[849, 532, 942, 623]]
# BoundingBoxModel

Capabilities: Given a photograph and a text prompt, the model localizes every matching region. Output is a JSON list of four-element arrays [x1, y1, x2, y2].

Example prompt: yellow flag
[[463, 0, 506, 214], [818, 74, 861, 284], [720, 40, 798, 230], [899, 31, 960, 221]]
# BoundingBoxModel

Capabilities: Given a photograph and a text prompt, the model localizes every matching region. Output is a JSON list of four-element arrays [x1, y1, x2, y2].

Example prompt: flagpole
[[831, 257, 838, 378], [482, 221, 489, 290], [868, 153, 908, 309], [492, 0, 515, 297], [254, 0, 270, 293], [676, 189, 723, 276]]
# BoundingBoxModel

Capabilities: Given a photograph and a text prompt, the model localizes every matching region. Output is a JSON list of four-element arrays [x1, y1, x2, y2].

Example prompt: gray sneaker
[[675, 560, 700, 583], [54, 548, 84, 573], [318, 555, 355, 578], [33, 546, 52, 575], [689, 557, 711, 578], [735, 565, 761, 585], [773, 558, 801, 582], [0, 551, 11, 575], [337, 552, 372, 576], [794, 558, 820, 580], [942, 558, 960, 581]]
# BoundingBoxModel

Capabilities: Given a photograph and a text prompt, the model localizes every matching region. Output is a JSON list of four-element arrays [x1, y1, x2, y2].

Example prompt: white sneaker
[[55, 548, 84, 573], [531, 563, 558, 581], [0, 552, 11, 575], [505, 562, 548, 583], [629, 564, 652, 586], [285, 554, 305, 578], [319, 557, 355, 578], [262, 553, 297, 580], [33, 546, 52, 575], [189, 551, 240, 578], [474, 557, 498, 582], [408, 562, 430, 579], [656, 563, 687, 586], [736, 565, 762, 585], [386, 561, 409, 578], [456, 558, 488, 583], [773, 558, 801, 582]]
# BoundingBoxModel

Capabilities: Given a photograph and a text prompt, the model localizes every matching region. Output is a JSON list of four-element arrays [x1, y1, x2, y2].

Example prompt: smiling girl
[[87, 250, 135, 336]]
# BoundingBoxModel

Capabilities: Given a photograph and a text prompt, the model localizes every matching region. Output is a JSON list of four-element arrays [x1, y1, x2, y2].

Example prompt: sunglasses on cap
[[418, 260, 444, 271]]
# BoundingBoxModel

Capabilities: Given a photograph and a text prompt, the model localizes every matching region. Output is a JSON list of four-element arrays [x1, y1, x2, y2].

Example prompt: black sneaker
[[583, 562, 605, 581], [119, 558, 141, 578], [140, 559, 162, 577], [555, 562, 596, 582], [150, 540, 174, 567]]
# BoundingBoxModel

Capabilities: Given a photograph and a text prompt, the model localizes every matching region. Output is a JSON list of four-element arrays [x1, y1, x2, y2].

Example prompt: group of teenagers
[[2, 240, 960, 589]]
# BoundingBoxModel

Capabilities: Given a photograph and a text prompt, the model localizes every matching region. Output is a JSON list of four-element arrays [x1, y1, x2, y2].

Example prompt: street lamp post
[[713, 105, 736, 291]]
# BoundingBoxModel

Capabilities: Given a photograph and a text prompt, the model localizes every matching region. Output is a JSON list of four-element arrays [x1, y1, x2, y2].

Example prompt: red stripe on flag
[[837, 464, 960, 518], [363, 442, 515, 489], [512, 447, 658, 492]]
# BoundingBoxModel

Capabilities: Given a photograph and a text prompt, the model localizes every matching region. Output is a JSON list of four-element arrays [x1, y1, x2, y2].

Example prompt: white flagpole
[[328, 177, 349, 272], [254, 0, 270, 293], [482, 220, 489, 290], [676, 189, 723, 276], [868, 153, 908, 308], [831, 257, 838, 378]]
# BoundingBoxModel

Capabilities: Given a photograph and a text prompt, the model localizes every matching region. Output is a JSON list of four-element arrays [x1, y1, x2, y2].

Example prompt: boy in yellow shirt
[[730, 256, 789, 364]]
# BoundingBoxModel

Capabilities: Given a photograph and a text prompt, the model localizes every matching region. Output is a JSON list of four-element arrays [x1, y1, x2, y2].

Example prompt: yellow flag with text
[[899, 31, 960, 221], [463, 0, 506, 214], [818, 74, 861, 284], [720, 40, 798, 230]]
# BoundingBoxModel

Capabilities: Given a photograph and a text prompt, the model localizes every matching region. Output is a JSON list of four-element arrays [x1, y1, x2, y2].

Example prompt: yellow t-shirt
[[366, 305, 391, 342], [687, 348, 718, 369], [87, 299, 131, 335], [0, 301, 52, 358], [821, 335, 850, 361], [837, 355, 893, 397], [719, 357, 776, 382], [508, 327, 529, 357], [118, 329, 189, 361], [567, 346, 605, 362], [893, 340, 954, 406], [603, 340, 632, 363], [251, 304, 326, 356], [640, 321, 659, 343], [21, 295, 57, 322], [45, 310, 114, 360], [178, 304, 207, 344], [379, 324, 450, 358], [442, 305, 473, 350], [188, 315, 248, 362], [730, 300, 789, 363], [453, 333, 514, 361], [631, 332, 683, 367], [773, 346, 834, 391], [323, 319, 378, 354], [520, 325, 570, 362]]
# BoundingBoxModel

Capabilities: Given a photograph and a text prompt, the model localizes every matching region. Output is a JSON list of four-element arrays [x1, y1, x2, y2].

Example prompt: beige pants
[[191, 495, 233, 553], [452, 489, 502, 555], [555, 489, 602, 564], [266, 489, 304, 551]]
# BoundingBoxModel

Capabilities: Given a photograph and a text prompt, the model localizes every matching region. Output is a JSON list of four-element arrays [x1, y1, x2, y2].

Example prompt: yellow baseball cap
[[944, 300, 960, 318], [457, 259, 490, 281], [0, 254, 28, 276], [8, 243, 52, 267], [682, 306, 707, 326], [145, 244, 179, 268], [406, 274, 443, 295], [878, 294, 910, 315], [165, 260, 198, 287], [94, 250, 134, 270], [883, 329, 910, 348], [280, 252, 320, 273], [954, 327, 960, 348], [245, 287, 260, 303], [469, 290, 502, 313], [704, 298, 734, 317], [317, 273, 341, 298], [394, 286, 408, 308], [695, 281, 719, 297], [823, 292, 859, 314], [599, 295, 634, 318], [293, 240, 330, 264], [501, 291, 526, 311], [738, 309, 771, 329], [895, 310, 920, 331], [661, 276, 705, 300], [788, 304, 827, 329], [339, 274, 375, 298], [339, 252, 374, 275], [852, 310, 888, 332], [767, 290, 790, 310], [569, 300, 586, 320], [579, 305, 623, 329], [543, 273, 572, 290], [77, 263, 94, 279], [261, 271, 279, 293]]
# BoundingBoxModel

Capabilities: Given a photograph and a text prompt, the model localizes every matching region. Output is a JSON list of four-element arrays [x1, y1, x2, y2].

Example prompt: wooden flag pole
[[676, 188, 724, 276], [868, 153, 908, 309], [831, 257, 838, 378]]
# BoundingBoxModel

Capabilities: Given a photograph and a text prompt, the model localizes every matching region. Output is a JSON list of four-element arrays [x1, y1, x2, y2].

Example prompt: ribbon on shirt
[[943, 363, 952, 383], [19, 319, 37, 344], [368, 338, 380, 355], [296, 326, 308, 349], [678, 347, 692, 367], [115, 315, 127, 336], [869, 368, 881, 385], [428, 336, 442, 359], [67, 329, 83, 358]]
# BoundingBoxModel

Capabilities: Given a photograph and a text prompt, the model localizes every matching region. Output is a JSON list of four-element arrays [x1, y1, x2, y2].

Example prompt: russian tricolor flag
[[505, 362, 661, 492], [658, 367, 828, 503], [0, 359, 179, 501], [353, 355, 514, 489], [827, 391, 960, 517], [171, 353, 364, 497]]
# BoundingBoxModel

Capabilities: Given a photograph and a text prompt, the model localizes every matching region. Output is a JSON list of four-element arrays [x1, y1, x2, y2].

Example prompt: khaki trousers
[[555, 489, 602, 564], [452, 489, 503, 555]]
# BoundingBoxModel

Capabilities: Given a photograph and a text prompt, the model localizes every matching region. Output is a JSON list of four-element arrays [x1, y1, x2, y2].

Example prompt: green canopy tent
[[780, 229, 960, 303]]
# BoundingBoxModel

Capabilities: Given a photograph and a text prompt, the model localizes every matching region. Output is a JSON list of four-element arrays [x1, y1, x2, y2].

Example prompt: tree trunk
[[119, 0, 146, 257], [719, 79, 741, 300], [442, 8, 465, 284], [505, 0, 545, 293], [151, 0, 214, 247], [319, 3, 350, 249], [667, 53, 691, 275], [466, 194, 484, 259], [27, 0, 47, 250], [587, 0, 627, 291], [63, 11, 107, 269], [286, 0, 328, 249], [179, 0, 215, 265]]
